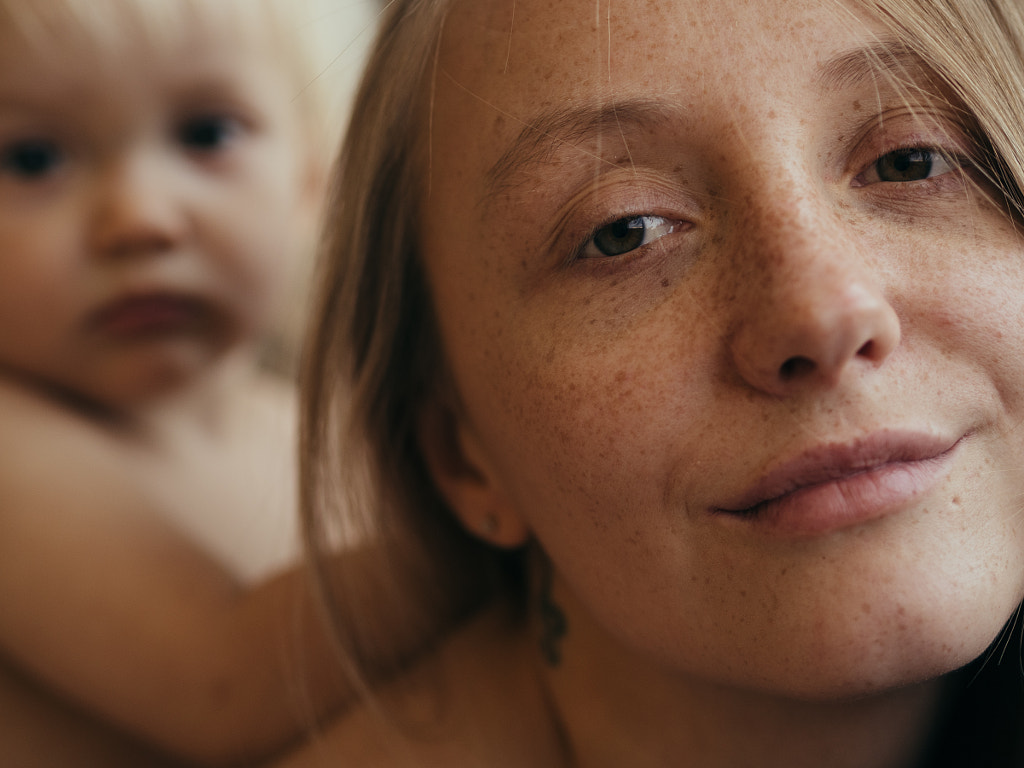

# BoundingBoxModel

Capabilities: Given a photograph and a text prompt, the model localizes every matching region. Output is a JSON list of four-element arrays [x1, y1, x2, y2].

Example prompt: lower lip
[[93, 296, 206, 338], [716, 452, 958, 539]]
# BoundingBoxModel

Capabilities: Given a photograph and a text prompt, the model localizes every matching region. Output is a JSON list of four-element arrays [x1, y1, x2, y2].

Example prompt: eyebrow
[[816, 39, 932, 90], [482, 39, 932, 199], [483, 98, 678, 200]]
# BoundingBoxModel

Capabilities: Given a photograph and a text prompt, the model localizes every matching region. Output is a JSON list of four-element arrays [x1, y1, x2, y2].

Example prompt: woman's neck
[[535, 580, 944, 768]]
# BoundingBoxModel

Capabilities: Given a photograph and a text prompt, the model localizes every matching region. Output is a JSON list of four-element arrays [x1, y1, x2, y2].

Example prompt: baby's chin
[[54, 345, 228, 416]]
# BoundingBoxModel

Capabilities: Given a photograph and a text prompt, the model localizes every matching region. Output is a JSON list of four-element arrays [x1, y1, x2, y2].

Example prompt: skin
[[0, 654, 185, 768], [0, 8, 308, 408], [285, 0, 1024, 766], [0, 7, 354, 765], [427, 0, 1024, 695]]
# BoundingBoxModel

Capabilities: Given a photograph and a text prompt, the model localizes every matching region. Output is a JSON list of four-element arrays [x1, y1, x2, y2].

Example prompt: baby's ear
[[418, 399, 530, 549]]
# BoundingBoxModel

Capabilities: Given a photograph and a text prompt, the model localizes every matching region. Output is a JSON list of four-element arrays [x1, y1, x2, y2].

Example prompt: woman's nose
[[726, 203, 901, 397], [89, 151, 188, 258]]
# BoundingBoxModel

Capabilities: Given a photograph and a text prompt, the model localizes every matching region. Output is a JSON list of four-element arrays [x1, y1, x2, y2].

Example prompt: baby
[[0, 0, 371, 764]]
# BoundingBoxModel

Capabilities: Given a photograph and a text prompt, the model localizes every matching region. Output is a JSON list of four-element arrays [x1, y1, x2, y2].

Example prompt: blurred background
[[302, 0, 380, 144]]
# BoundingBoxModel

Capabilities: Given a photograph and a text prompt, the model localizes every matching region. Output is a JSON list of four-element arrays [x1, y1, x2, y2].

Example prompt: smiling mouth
[[712, 431, 965, 538]]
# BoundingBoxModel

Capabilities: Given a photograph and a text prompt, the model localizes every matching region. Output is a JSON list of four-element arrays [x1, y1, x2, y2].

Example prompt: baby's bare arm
[[0, 381, 350, 766], [0, 653, 192, 768]]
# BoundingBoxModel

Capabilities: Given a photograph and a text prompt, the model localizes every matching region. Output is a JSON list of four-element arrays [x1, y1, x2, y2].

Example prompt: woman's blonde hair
[[300, 0, 504, 691], [301, 0, 1024, 691], [864, 0, 1024, 216]]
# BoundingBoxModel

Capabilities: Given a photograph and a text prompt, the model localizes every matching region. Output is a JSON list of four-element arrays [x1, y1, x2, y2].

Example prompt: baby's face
[[0, 7, 311, 407], [422, 0, 1024, 698]]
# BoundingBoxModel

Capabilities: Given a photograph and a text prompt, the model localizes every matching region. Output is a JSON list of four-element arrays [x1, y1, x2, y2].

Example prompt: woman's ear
[[418, 399, 530, 548]]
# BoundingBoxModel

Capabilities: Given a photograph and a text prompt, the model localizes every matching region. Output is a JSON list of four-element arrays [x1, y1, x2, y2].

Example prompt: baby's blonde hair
[[0, 0, 376, 375], [0, 0, 345, 161]]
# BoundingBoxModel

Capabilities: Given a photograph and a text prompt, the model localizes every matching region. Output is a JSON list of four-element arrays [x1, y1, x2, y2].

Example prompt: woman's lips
[[711, 431, 965, 538]]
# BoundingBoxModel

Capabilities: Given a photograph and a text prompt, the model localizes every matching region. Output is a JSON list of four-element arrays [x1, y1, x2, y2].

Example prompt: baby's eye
[[581, 215, 684, 259], [0, 139, 63, 179], [856, 147, 957, 186], [177, 115, 241, 152]]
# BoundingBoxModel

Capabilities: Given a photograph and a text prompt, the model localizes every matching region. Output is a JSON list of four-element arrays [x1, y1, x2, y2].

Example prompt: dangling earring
[[537, 550, 567, 667]]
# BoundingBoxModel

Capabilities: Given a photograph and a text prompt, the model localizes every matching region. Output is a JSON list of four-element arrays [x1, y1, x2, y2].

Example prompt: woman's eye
[[177, 115, 241, 152], [0, 139, 63, 179], [857, 147, 957, 186], [581, 215, 684, 259]]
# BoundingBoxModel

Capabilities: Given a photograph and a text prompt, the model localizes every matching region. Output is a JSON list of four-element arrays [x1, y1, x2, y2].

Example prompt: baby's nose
[[89, 150, 188, 259]]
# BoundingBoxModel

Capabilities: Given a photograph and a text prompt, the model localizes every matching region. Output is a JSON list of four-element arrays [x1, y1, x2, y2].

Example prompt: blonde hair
[[865, 0, 1024, 217], [0, 0, 351, 180], [0, 0, 355, 375], [302, 0, 503, 689], [301, 0, 1024, 692]]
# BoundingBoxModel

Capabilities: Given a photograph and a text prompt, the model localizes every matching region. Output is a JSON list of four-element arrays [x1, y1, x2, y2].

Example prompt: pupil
[[878, 149, 932, 182], [182, 119, 226, 148], [595, 216, 646, 257], [5, 142, 58, 176]]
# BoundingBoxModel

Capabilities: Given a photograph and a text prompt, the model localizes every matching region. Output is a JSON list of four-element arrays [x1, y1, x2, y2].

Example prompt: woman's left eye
[[177, 115, 242, 152], [856, 147, 958, 186], [579, 215, 684, 259]]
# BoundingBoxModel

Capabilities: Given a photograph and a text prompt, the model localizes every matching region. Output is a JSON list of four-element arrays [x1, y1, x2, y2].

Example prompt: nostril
[[734, 278, 901, 394], [779, 356, 815, 381]]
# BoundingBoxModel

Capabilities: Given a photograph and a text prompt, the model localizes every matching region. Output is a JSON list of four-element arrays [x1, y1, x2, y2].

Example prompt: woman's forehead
[[430, 0, 883, 205], [440, 0, 872, 100]]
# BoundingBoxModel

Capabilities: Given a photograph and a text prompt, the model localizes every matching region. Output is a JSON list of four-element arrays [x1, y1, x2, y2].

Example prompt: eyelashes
[[567, 141, 969, 267], [853, 146, 963, 187], [577, 215, 689, 260]]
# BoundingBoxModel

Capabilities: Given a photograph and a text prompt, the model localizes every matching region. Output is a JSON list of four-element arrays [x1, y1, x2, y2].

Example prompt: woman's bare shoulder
[[277, 607, 565, 768]]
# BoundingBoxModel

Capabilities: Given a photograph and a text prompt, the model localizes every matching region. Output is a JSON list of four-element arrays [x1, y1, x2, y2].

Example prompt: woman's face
[[420, 0, 1024, 697]]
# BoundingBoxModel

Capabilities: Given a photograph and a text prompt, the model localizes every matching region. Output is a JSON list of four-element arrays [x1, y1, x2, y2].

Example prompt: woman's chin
[[736, 600, 1019, 703]]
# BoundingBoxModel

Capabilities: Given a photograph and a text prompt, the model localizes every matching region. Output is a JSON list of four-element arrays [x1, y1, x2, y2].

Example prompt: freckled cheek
[[441, 214, 723, 487], [901, 237, 1024, 393], [475, 308, 714, 500]]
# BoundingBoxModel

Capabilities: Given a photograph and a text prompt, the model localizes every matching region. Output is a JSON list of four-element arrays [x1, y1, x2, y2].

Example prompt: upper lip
[[714, 430, 964, 514]]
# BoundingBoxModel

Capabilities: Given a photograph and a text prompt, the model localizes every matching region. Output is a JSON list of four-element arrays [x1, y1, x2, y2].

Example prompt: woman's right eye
[[0, 139, 63, 179], [579, 215, 685, 259]]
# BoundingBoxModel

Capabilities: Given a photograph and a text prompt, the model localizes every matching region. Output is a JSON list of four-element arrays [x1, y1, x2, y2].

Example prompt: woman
[[290, 0, 1024, 764]]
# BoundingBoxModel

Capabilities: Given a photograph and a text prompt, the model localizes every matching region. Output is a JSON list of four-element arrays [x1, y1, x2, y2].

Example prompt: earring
[[538, 551, 567, 667]]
